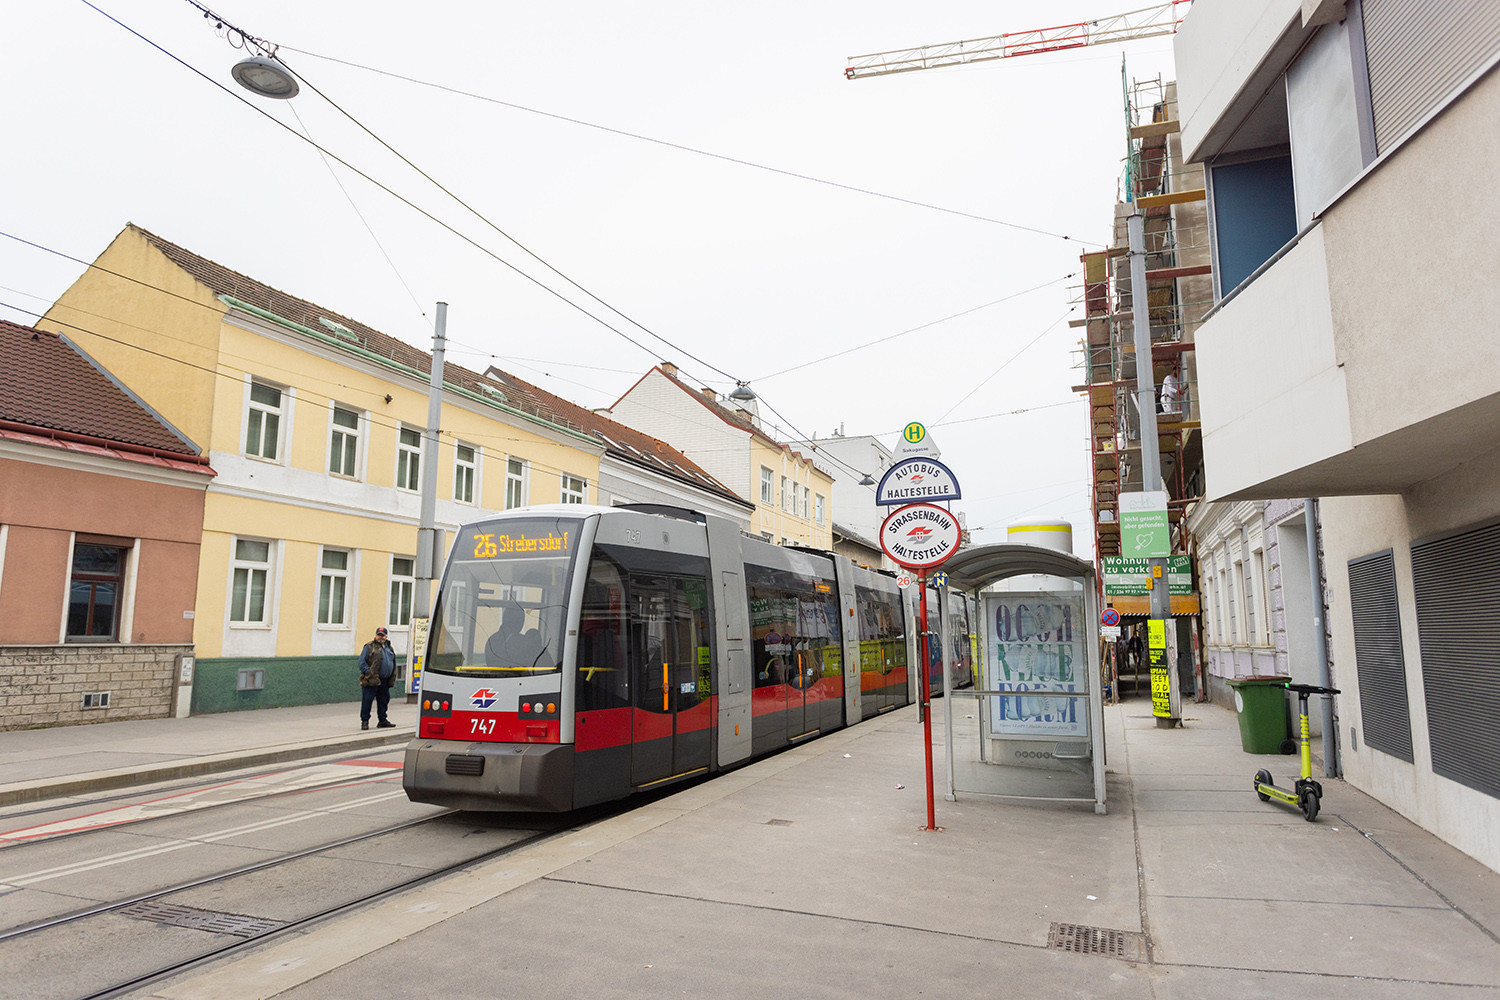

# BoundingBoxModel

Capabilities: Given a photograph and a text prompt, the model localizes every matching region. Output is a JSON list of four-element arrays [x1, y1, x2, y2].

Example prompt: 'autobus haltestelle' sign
[[875, 456, 962, 506], [879, 503, 961, 569]]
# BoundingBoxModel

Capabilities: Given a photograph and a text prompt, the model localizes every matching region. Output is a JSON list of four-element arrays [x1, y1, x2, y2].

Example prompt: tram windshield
[[427, 516, 583, 677]]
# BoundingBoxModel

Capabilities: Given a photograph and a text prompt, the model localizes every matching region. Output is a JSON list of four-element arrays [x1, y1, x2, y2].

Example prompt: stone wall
[[0, 644, 188, 730]]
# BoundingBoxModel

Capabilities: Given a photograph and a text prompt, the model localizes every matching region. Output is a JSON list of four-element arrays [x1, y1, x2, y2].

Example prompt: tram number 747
[[470, 717, 497, 735]]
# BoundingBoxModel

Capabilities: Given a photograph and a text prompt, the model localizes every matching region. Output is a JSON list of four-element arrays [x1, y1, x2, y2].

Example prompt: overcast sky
[[3, 1, 1179, 558]]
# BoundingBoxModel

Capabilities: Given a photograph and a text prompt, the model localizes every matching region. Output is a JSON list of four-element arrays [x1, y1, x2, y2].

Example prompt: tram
[[402, 504, 927, 811]]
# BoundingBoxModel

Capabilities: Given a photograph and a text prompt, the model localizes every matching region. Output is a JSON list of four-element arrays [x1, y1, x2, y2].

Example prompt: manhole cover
[[1047, 922, 1147, 962], [764, 818, 793, 827], [119, 901, 287, 938]]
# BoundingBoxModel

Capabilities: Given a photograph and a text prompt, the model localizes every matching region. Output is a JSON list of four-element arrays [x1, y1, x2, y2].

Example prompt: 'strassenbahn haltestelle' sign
[[879, 503, 962, 570], [875, 457, 962, 506]]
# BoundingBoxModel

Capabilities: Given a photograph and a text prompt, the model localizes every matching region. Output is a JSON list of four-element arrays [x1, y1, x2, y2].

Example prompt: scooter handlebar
[[1285, 683, 1340, 696]]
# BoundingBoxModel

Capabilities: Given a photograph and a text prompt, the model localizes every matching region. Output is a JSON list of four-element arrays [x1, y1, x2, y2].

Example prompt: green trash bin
[[1228, 676, 1292, 754]]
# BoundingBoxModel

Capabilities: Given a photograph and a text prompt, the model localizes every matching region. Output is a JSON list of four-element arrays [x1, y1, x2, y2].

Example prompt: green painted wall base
[[192, 655, 407, 714]]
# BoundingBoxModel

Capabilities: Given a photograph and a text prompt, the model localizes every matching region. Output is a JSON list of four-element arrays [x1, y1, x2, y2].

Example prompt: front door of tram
[[630, 576, 712, 787]]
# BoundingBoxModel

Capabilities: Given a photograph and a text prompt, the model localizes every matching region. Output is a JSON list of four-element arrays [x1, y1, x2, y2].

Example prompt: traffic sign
[[880, 503, 962, 569], [875, 456, 962, 505], [932, 571, 948, 589], [1101, 608, 1120, 628], [893, 421, 941, 460], [896, 574, 912, 589]]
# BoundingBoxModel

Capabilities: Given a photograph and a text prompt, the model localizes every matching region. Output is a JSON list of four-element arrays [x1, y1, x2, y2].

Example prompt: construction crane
[[844, 1, 1191, 80]]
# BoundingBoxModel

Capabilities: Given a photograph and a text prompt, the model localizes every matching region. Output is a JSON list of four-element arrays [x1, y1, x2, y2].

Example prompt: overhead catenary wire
[[79, 0, 746, 390], [286, 101, 431, 326], [279, 43, 1107, 250], [754, 272, 1077, 382]]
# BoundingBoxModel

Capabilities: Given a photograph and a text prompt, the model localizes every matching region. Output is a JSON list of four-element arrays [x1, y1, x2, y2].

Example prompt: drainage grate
[[764, 818, 793, 827], [1047, 922, 1147, 962], [119, 901, 287, 938]]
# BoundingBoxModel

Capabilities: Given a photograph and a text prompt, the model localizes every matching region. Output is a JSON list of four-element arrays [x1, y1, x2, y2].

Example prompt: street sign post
[[878, 489, 961, 834]]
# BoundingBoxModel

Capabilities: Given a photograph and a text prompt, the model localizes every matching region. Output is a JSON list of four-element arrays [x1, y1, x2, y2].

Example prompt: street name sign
[[875, 456, 962, 505], [879, 503, 961, 569]]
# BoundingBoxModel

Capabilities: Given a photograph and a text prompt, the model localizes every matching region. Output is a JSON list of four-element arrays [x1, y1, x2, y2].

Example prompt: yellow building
[[42, 224, 606, 711]]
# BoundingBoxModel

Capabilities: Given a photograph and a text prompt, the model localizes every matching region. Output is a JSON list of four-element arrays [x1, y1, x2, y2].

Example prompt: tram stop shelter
[[934, 543, 1106, 814]]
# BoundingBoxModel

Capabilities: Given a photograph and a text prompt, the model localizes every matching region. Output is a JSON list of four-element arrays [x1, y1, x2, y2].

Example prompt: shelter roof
[[939, 543, 1095, 592]]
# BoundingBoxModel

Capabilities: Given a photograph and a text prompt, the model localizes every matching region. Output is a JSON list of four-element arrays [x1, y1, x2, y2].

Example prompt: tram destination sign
[[880, 503, 962, 570], [875, 457, 962, 506]]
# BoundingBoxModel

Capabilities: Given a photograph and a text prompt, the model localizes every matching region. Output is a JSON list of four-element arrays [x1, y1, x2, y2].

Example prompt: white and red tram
[[402, 504, 930, 811]]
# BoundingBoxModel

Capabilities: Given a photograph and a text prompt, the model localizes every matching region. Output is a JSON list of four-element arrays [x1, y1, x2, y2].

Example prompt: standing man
[[359, 626, 397, 730]]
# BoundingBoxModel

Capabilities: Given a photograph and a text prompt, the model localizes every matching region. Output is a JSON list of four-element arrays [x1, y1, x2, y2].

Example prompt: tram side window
[[855, 584, 907, 670], [746, 564, 841, 689], [578, 557, 629, 711]]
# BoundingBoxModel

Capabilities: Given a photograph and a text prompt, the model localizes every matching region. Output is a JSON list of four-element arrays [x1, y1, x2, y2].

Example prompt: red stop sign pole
[[878, 503, 961, 833], [917, 567, 937, 831]]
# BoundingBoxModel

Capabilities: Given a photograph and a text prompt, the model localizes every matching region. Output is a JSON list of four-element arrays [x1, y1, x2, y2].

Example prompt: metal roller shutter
[[1411, 521, 1500, 800], [1362, 0, 1500, 153], [1347, 550, 1413, 762]]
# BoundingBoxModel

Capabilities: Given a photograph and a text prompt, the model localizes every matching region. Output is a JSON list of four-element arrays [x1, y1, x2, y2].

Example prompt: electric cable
[[278, 43, 1108, 249], [79, 1, 737, 386]]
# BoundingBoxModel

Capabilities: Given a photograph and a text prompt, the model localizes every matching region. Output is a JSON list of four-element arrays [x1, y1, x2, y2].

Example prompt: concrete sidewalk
[[0, 701, 412, 806], [58, 697, 1491, 1000]]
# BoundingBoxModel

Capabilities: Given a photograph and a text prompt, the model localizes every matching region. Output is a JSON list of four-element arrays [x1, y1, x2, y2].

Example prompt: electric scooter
[[1253, 682, 1340, 822]]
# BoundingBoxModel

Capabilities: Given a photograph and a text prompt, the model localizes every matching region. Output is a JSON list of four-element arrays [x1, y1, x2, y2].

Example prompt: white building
[[1176, 0, 1500, 870]]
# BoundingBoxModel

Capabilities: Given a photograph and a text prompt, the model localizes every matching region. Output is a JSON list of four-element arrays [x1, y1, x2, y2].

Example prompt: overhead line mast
[[843, 1, 1191, 80]]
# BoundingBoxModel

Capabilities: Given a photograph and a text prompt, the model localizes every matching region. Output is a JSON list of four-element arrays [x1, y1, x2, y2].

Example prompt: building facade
[[604, 365, 835, 549], [1176, 0, 1500, 870], [40, 226, 734, 713], [0, 320, 213, 729]]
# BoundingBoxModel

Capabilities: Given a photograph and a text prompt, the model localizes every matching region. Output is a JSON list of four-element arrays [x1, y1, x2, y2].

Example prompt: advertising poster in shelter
[[983, 592, 1088, 738]]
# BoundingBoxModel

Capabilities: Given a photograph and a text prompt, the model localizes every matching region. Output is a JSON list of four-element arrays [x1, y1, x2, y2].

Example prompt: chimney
[[699, 386, 716, 401], [661, 362, 679, 379]]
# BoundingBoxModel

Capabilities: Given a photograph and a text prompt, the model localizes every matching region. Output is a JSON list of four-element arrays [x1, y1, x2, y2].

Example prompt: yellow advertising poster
[[409, 615, 431, 695], [1147, 618, 1169, 717]]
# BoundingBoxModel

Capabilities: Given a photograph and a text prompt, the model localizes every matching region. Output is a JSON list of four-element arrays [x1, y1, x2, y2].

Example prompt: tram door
[[630, 576, 712, 786]]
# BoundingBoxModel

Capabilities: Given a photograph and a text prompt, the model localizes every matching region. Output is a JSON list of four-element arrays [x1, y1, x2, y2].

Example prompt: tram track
[[0, 749, 413, 849], [0, 805, 584, 1000]]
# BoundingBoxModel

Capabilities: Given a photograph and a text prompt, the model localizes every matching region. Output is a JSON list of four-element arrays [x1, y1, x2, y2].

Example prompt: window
[[814, 494, 825, 526], [396, 427, 422, 491], [1209, 152, 1297, 297], [800, 485, 810, 519], [1252, 549, 1269, 646], [1226, 565, 1239, 644], [561, 474, 587, 504], [231, 538, 272, 625], [506, 458, 527, 509], [245, 380, 284, 460], [1242, 557, 1256, 645], [760, 466, 774, 504], [454, 443, 476, 504], [389, 556, 415, 627], [781, 476, 791, 512], [67, 542, 127, 641], [329, 406, 360, 477], [318, 548, 351, 626]]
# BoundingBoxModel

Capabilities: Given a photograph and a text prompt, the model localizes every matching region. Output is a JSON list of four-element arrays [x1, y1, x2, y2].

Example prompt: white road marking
[[0, 761, 401, 843], [3, 788, 408, 887]]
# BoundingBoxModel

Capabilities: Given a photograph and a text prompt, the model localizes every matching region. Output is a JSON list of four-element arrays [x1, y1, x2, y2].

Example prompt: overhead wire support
[[844, 1, 1192, 80]]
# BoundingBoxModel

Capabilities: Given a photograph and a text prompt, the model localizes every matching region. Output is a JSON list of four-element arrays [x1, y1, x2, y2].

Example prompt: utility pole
[[408, 302, 447, 702], [1126, 213, 1179, 728]]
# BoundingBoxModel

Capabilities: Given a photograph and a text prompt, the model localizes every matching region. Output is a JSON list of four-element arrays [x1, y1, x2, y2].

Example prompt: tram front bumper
[[403, 738, 575, 812]]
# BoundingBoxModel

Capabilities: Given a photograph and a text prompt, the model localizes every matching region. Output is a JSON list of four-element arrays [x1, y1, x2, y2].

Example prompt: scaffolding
[[1071, 70, 1210, 572]]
